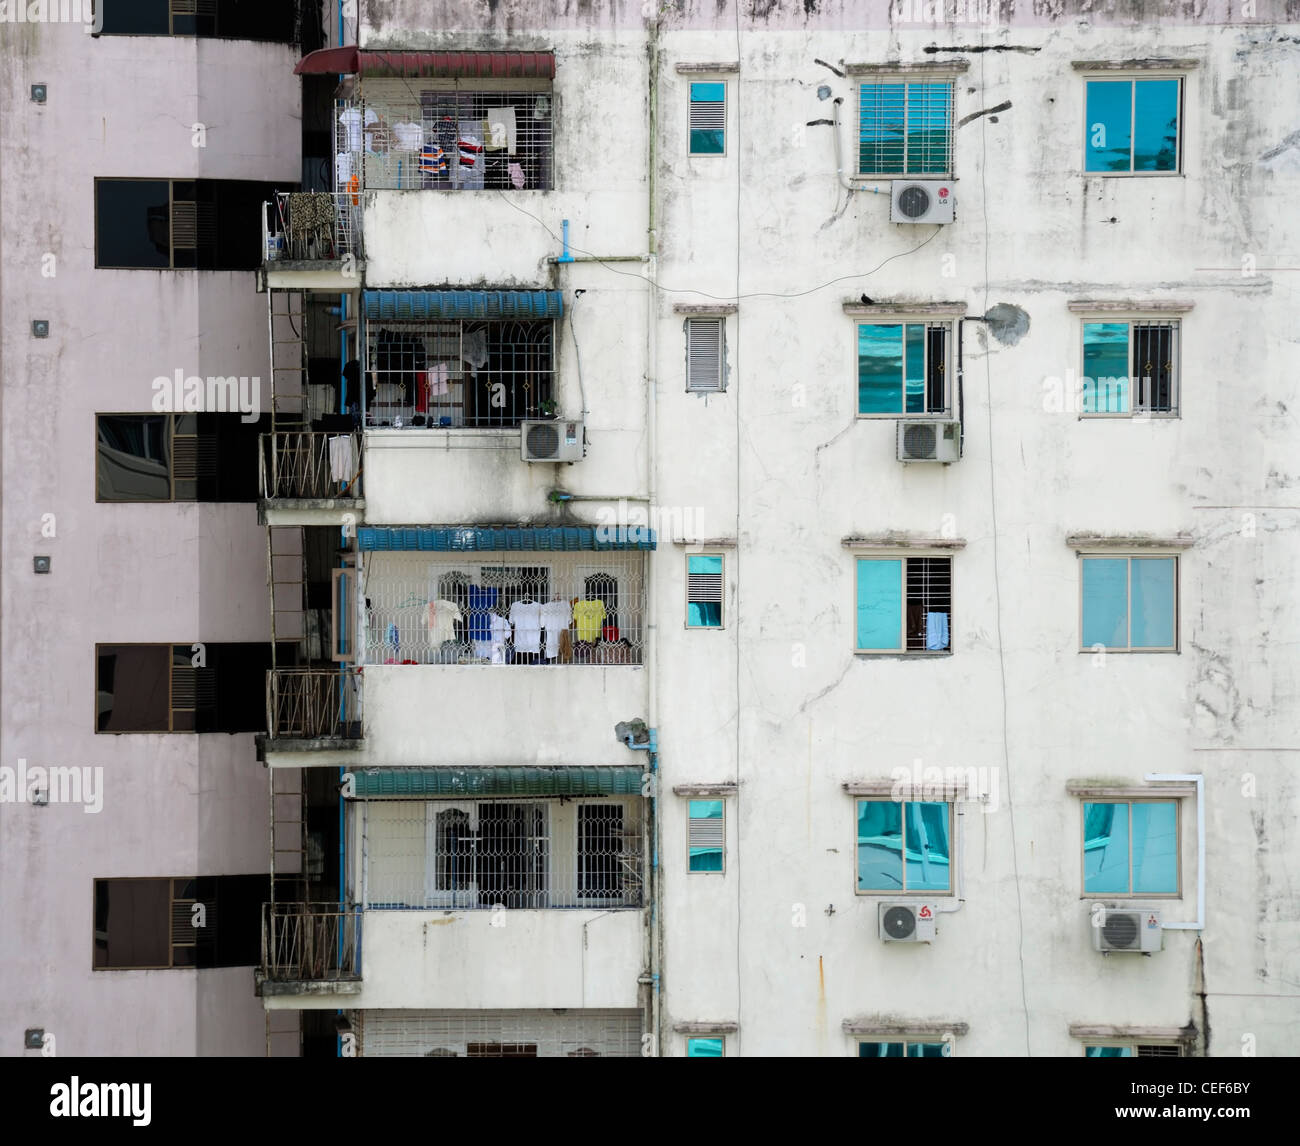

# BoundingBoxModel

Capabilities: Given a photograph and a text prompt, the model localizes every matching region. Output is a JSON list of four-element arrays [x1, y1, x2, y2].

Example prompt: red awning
[[294, 47, 554, 80]]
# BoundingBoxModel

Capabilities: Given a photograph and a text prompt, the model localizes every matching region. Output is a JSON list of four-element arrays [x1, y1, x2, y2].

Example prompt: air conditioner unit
[[1093, 907, 1163, 954], [521, 418, 584, 462], [879, 902, 937, 943], [897, 420, 961, 463], [890, 180, 955, 224]]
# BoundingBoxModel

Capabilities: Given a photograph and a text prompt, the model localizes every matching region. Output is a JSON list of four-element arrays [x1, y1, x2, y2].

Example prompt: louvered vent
[[171, 201, 216, 250], [687, 565, 723, 608], [686, 318, 723, 392], [688, 809, 724, 852]]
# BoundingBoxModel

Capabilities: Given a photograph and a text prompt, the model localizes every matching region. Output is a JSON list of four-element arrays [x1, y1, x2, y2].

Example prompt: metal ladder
[[267, 288, 308, 433]]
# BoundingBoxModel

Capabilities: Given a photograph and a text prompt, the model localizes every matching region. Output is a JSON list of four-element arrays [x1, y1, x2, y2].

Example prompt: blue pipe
[[557, 219, 575, 264]]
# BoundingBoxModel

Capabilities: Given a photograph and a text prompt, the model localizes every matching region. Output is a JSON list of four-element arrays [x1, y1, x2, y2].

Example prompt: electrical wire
[[732, 0, 743, 1058], [494, 189, 942, 303]]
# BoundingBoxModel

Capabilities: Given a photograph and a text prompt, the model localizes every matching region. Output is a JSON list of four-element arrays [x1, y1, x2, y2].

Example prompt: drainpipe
[[645, 6, 663, 1059], [1144, 773, 1205, 930]]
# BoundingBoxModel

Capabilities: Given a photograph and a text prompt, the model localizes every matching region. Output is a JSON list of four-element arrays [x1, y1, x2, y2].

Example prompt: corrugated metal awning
[[357, 526, 656, 552], [363, 290, 563, 321], [295, 48, 555, 79], [350, 766, 645, 798]]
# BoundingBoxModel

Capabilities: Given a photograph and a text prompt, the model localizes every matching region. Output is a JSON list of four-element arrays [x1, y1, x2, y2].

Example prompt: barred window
[[1081, 319, 1180, 416], [364, 319, 553, 429], [858, 81, 953, 177], [856, 556, 952, 653]]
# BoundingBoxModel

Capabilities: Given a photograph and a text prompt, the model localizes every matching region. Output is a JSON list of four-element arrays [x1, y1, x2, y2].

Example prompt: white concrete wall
[[265, 908, 642, 1011], [340, 1, 1300, 1057], [0, 29, 301, 1056]]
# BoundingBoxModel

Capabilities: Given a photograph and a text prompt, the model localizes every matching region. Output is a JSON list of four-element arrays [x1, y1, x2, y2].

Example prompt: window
[[97, 414, 269, 502], [686, 318, 725, 392], [95, 178, 283, 270], [365, 319, 554, 428], [96, 643, 279, 733], [1080, 555, 1178, 651], [93, 875, 268, 970], [688, 800, 724, 872], [1082, 801, 1179, 896], [1085, 1043, 1183, 1057], [686, 555, 724, 628], [346, 84, 554, 191], [687, 1037, 724, 1057], [855, 556, 951, 653], [857, 323, 950, 416], [1084, 78, 1182, 173], [1081, 320, 1180, 415], [98, 0, 297, 40], [859, 1041, 947, 1057], [857, 799, 952, 894], [858, 80, 953, 176], [578, 804, 625, 902], [688, 82, 726, 155]]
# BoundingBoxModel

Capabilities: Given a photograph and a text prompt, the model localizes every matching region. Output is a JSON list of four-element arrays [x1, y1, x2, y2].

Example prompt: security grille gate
[[357, 1009, 643, 1057]]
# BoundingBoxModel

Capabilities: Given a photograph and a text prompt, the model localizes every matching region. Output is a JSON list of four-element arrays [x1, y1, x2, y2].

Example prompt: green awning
[[350, 766, 646, 798], [357, 526, 655, 551]]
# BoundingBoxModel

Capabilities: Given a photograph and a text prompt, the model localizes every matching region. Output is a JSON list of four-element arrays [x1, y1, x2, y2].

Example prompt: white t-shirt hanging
[[426, 599, 463, 648], [509, 600, 544, 654], [540, 600, 573, 660], [474, 613, 512, 664], [392, 121, 424, 150], [338, 107, 377, 153]]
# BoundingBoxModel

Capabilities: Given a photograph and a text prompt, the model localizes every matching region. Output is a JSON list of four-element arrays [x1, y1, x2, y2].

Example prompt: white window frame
[[1080, 72, 1185, 178], [854, 318, 953, 419], [1075, 312, 1181, 419], [1077, 551, 1180, 653]]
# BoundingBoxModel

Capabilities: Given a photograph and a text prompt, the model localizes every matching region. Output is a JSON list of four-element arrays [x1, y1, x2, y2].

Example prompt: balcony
[[259, 432, 364, 526], [257, 903, 363, 998], [263, 668, 363, 762], [261, 191, 364, 290]]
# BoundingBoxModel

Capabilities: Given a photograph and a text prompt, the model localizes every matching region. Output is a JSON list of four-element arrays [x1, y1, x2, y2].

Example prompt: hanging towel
[[428, 362, 451, 396], [392, 121, 423, 150], [925, 611, 950, 651], [507, 162, 526, 189], [328, 434, 355, 481], [484, 107, 517, 154]]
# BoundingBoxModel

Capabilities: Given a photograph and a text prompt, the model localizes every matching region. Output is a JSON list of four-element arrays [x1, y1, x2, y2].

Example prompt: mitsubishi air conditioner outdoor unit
[[897, 420, 961, 463], [521, 418, 584, 462], [890, 180, 955, 224], [1093, 907, 1163, 954], [879, 902, 937, 943]]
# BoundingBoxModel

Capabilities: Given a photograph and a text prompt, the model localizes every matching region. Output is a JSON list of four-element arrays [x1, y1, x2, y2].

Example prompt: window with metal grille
[[358, 1009, 643, 1057], [1084, 1043, 1184, 1057], [1084, 77, 1182, 174], [1081, 319, 1180, 416], [688, 800, 724, 873], [856, 556, 952, 653], [360, 798, 644, 909], [362, 552, 645, 665], [342, 83, 554, 191], [858, 81, 953, 177], [857, 322, 950, 415], [364, 320, 553, 429], [686, 555, 724, 628], [686, 318, 725, 392], [689, 82, 726, 155]]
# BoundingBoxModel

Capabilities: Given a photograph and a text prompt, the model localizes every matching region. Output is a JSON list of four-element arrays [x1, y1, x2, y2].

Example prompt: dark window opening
[[904, 557, 952, 652], [97, 413, 270, 503], [98, 0, 296, 42]]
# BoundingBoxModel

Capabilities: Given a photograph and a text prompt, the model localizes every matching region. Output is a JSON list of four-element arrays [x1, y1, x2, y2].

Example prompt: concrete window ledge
[[843, 534, 967, 551], [843, 1019, 970, 1037], [675, 62, 740, 74], [1071, 59, 1200, 71], [673, 303, 737, 316], [1066, 782, 1198, 799], [845, 61, 970, 75], [1065, 534, 1194, 550], [1069, 1023, 1195, 1042], [843, 779, 978, 800], [1067, 300, 1195, 313], [855, 651, 954, 661], [673, 1021, 739, 1035], [843, 301, 967, 317], [671, 537, 737, 549], [673, 783, 738, 797]]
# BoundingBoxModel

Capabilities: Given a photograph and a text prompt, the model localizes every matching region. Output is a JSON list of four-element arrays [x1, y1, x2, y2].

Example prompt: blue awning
[[362, 290, 563, 321], [357, 526, 655, 551], [349, 766, 646, 798]]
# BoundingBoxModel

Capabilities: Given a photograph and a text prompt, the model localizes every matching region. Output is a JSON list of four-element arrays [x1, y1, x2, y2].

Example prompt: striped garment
[[419, 145, 448, 175]]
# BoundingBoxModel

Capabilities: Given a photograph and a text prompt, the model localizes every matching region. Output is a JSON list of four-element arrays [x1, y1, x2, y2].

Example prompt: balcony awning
[[362, 290, 563, 321], [350, 766, 645, 798], [295, 48, 555, 79], [357, 526, 656, 551]]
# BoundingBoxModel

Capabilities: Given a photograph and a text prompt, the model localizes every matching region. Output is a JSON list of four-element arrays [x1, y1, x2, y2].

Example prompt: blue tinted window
[[905, 802, 951, 892], [688, 800, 724, 872], [1133, 80, 1180, 172], [859, 82, 952, 174], [859, 1041, 906, 1057], [1082, 322, 1130, 414], [1131, 802, 1178, 894], [909, 1042, 947, 1057], [857, 800, 903, 892], [689, 82, 725, 155], [687, 1037, 723, 1057], [1086, 1045, 1134, 1058], [856, 559, 902, 651], [687, 554, 723, 629], [858, 324, 904, 414], [859, 800, 950, 893], [1085, 81, 1133, 172], [1081, 558, 1129, 649], [1130, 558, 1176, 648], [1084, 801, 1130, 894]]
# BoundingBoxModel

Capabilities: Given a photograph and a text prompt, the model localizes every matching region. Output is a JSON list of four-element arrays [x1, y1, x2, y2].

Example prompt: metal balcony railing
[[267, 668, 363, 741], [263, 190, 362, 263], [262, 903, 362, 983], [260, 432, 362, 500]]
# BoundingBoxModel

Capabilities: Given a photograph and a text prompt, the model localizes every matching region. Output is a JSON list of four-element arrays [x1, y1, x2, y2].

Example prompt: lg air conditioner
[[890, 180, 955, 224], [879, 902, 937, 943], [897, 420, 961, 463], [521, 418, 584, 462], [1093, 907, 1163, 954]]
